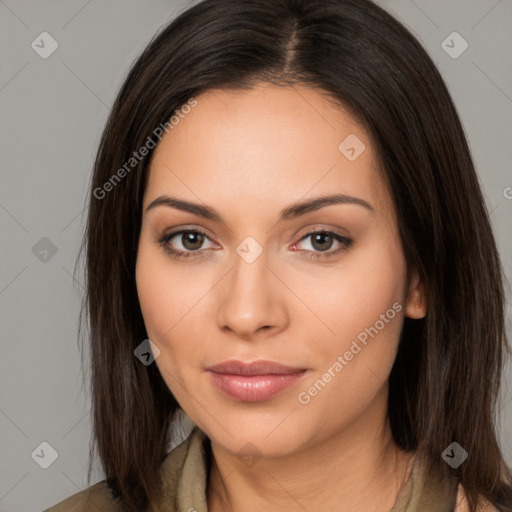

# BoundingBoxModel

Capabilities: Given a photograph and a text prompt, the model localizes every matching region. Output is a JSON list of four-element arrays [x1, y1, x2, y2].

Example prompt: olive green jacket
[[43, 426, 475, 512]]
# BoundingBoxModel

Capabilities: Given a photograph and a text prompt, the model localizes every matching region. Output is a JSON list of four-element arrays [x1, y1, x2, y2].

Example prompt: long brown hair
[[74, 0, 512, 510]]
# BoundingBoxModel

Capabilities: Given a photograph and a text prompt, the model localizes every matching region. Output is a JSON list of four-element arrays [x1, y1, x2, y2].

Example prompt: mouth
[[205, 360, 309, 402]]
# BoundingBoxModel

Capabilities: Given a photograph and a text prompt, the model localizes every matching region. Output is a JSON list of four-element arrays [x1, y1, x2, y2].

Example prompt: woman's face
[[136, 83, 425, 457]]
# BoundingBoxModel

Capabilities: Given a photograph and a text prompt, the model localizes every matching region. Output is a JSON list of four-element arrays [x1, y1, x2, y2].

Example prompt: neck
[[206, 388, 415, 512]]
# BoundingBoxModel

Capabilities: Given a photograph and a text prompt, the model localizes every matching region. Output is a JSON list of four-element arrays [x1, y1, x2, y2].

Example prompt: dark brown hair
[[74, 0, 512, 510]]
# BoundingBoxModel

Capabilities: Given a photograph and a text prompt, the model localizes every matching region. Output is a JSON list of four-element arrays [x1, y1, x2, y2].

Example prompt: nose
[[215, 247, 289, 340]]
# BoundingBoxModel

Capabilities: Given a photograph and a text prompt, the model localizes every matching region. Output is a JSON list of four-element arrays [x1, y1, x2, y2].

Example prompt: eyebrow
[[144, 193, 374, 222]]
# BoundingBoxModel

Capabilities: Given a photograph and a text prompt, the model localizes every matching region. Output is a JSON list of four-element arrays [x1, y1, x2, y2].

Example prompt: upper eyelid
[[164, 228, 217, 246], [292, 230, 352, 251]]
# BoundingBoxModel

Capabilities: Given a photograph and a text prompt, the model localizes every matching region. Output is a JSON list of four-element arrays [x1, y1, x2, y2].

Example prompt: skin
[[135, 82, 428, 512]]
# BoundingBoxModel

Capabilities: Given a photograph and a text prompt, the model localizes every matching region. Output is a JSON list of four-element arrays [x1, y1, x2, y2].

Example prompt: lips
[[205, 360, 308, 402], [205, 359, 306, 376]]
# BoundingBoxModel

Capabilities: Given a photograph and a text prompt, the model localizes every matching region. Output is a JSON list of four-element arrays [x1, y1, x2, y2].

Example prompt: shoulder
[[42, 427, 204, 512], [42, 479, 119, 512], [454, 483, 500, 512]]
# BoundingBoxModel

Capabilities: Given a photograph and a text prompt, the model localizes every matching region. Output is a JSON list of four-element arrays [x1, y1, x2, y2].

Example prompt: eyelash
[[157, 229, 353, 261]]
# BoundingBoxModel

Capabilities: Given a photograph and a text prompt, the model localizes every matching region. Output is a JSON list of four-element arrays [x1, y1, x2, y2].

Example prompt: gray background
[[0, 1, 511, 511]]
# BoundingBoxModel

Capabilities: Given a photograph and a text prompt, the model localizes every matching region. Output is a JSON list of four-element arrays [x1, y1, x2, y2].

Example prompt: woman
[[45, 0, 512, 511]]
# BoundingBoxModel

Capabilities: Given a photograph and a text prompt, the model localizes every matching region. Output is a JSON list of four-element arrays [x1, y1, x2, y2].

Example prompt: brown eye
[[293, 230, 353, 260], [158, 229, 216, 259], [310, 232, 335, 252], [181, 231, 206, 250]]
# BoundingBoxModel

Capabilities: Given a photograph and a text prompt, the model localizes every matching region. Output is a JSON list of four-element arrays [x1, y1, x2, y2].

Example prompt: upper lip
[[206, 360, 306, 375]]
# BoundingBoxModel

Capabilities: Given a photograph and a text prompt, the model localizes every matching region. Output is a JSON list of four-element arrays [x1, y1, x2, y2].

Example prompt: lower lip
[[206, 370, 307, 402]]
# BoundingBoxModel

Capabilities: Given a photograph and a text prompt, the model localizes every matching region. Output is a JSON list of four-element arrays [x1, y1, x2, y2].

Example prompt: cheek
[[135, 243, 201, 400], [135, 240, 215, 366], [135, 245, 173, 338], [294, 233, 406, 355], [339, 251, 405, 336], [136, 238, 197, 336], [293, 234, 407, 419], [294, 232, 406, 392]]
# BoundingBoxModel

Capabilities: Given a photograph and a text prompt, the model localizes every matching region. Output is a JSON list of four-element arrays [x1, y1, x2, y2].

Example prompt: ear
[[404, 270, 427, 319]]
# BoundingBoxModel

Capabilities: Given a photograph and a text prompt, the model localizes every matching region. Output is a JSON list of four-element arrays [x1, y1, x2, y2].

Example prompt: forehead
[[144, 83, 391, 218]]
